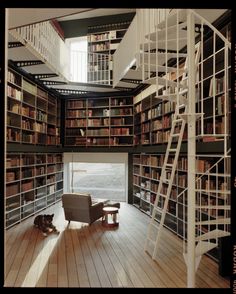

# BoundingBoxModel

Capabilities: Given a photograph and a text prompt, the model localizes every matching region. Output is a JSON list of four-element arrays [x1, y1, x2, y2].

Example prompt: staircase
[[136, 9, 231, 287]]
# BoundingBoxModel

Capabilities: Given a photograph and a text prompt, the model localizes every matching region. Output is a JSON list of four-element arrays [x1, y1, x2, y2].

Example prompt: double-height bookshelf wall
[[6, 66, 64, 229], [132, 20, 231, 262], [64, 96, 134, 147]]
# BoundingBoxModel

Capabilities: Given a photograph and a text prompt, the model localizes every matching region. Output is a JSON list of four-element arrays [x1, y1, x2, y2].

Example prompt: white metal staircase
[[136, 8, 231, 287]]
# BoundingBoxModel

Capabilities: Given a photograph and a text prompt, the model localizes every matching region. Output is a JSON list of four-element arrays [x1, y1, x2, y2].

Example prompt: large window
[[69, 162, 126, 202], [67, 36, 88, 82], [63, 153, 128, 202]]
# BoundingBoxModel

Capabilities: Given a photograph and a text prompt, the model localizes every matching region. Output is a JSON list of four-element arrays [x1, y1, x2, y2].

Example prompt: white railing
[[70, 50, 88, 83], [10, 21, 70, 81], [70, 50, 111, 85], [113, 9, 171, 87], [87, 52, 111, 85]]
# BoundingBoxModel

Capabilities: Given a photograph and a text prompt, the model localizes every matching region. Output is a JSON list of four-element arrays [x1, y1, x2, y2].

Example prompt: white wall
[[63, 152, 129, 201]]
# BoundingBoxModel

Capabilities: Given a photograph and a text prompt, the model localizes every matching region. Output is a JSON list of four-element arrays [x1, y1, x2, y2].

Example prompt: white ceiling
[[7, 8, 136, 30], [7, 8, 93, 29]]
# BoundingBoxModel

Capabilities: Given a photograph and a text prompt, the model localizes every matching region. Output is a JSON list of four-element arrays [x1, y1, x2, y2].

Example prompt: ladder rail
[[145, 104, 187, 258]]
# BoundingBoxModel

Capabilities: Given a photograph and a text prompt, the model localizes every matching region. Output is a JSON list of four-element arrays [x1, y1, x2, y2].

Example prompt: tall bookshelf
[[7, 68, 61, 146], [87, 22, 131, 85], [6, 152, 64, 229], [65, 96, 134, 147], [132, 152, 230, 260]]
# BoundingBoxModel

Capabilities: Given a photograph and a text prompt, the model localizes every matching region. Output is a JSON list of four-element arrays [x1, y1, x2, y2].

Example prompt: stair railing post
[[187, 9, 196, 288]]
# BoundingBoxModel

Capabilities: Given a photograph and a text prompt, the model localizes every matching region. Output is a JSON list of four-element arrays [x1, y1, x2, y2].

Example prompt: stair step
[[195, 241, 218, 257], [154, 93, 187, 104], [196, 229, 230, 241], [142, 63, 178, 73], [171, 133, 180, 137], [145, 76, 186, 89], [196, 218, 230, 225], [157, 9, 187, 29], [141, 38, 188, 51], [195, 189, 230, 194], [137, 52, 187, 67], [146, 22, 187, 41], [196, 205, 231, 210]]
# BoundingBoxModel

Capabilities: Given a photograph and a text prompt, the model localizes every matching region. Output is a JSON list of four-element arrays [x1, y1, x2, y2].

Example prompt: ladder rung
[[159, 193, 166, 198], [166, 163, 173, 167], [174, 118, 183, 123], [169, 148, 177, 152], [153, 206, 162, 212], [171, 133, 180, 137]]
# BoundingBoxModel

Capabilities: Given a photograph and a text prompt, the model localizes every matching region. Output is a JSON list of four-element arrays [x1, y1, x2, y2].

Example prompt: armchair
[[62, 192, 104, 225]]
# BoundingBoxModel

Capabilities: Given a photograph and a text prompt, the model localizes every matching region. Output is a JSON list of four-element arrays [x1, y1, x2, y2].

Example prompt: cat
[[34, 214, 60, 237]]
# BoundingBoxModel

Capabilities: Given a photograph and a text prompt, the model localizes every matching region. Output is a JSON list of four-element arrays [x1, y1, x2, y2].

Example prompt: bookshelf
[[87, 22, 130, 85], [134, 93, 187, 146], [132, 153, 230, 259], [7, 68, 61, 146], [65, 96, 134, 147], [6, 152, 64, 229]]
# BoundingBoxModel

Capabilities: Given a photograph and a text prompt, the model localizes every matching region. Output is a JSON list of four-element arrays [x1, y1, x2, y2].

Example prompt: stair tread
[[136, 52, 187, 67], [157, 9, 187, 29], [145, 76, 187, 88], [142, 63, 178, 72], [196, 218, 230, 225], [196, 229, 230, 241], [195, 241, 218, 257], [146, 22, 187, 41], [196, 205, 230, 209], [141, 38, 188, 51]]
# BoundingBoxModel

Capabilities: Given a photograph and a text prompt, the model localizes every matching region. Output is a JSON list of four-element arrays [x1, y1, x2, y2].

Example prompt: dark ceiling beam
[[14, 60, 44, 67], [8, 42, 24, 49], [120, 78, 142, 84], [59, 12, 135, 38], [32, 73, 58, 79], [42, 81, 67, 85]]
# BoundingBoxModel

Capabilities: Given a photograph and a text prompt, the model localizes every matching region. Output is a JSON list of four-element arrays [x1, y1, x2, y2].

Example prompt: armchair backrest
[[62, 192, 92, 210], [62, 192, 104, 224]]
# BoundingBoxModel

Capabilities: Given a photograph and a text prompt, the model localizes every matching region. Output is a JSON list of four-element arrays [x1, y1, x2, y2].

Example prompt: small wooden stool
[[102, 206, 119, 228]]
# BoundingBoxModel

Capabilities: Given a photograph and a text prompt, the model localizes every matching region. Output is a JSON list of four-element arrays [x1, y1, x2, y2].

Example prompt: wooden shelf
[[64, 96, 134, 147], [5, 152, 64, 229], [7, 68, 61, 146]]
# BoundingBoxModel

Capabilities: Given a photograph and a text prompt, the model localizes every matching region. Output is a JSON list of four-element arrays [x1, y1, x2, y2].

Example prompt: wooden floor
[[4, 201, 230, 288]]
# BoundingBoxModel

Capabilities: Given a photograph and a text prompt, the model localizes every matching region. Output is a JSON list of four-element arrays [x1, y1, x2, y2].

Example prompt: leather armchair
[[62, 192, 104, 225]]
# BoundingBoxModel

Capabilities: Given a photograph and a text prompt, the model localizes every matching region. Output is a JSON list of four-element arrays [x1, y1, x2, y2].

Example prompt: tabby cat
[[34, 214, 60, 236]]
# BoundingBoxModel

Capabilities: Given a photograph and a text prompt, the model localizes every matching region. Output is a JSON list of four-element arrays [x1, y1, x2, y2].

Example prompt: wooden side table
[[102, 206, 119, 228]]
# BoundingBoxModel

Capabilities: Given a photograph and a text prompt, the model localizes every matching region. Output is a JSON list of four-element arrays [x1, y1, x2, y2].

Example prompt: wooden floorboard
[[4, 201, 230, 288]]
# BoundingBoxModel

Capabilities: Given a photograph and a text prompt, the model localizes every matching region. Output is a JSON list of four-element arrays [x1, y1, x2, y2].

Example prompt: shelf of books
[[7, 68, 61, 146], [65, 96, 134, 147], [132, 153, 230, 260], [5, 152, 64, 228]]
